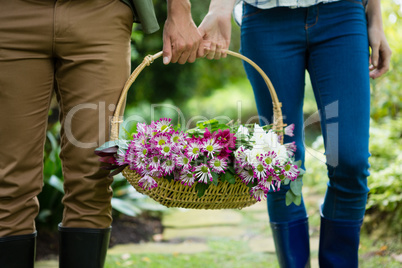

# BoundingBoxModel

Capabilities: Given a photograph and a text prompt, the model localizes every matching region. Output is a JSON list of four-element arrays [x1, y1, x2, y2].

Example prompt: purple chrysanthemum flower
[[284, 142, 297, 157], [238, 167, 255, 184], [252, 158, 268, 181], [171, 131, 186, 144], [130, 155, 148, 172], [152, 118, 172, 133], [186, 141, 201, 160], [160, 158, 176, 176], [176, 153, 192, 170], [148, 155, 161, 170], [234, 146, 248, 168], [202, 138, 222, 158], [284, 123, 295, 137], [136, 122, 151, 136], [179, 170, 196, 187], [159, 142, 175, 157], [282, 163, 299, 180], [138, 175, 158, 190], [258, 176, 277, 192], [209, 157, 228, 173], [194, 164, 212, 184], [250, 186, 267, 201], [153, 134, 170, 148]]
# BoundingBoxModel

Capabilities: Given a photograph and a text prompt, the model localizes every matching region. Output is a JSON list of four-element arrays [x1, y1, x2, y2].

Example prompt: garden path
[[35, 201, 320, 268]]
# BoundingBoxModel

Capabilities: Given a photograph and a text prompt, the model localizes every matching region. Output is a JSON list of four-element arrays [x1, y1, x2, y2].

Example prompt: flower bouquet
[[96, 118, 303, 209], [96, 50, 304, 209]]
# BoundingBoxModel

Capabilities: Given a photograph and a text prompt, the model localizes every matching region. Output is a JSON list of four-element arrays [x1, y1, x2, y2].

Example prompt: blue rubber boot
[[270, 217, 311, 268], [319, 215, 363, 268]]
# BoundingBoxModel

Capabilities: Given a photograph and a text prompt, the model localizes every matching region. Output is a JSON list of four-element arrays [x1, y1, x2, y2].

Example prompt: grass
[[106, 238, 279, 268]]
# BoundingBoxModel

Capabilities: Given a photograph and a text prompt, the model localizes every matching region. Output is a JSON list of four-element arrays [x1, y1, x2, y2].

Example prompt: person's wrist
[[167, 0, 192, 18]]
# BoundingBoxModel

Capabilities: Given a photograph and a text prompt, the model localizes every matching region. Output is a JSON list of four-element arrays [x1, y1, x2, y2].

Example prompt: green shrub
[[363, 118, 402, 238]]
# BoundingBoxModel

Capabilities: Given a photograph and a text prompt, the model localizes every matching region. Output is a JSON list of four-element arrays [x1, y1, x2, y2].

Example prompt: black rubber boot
[[58, 224, 111, 268], [0, 232, 37, 268]]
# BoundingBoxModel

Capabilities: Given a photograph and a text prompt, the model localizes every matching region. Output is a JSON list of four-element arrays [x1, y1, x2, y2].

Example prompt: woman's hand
[[163, 0, 202, 64], [366, 0, 392, 79], [197, 0, 236, 60]]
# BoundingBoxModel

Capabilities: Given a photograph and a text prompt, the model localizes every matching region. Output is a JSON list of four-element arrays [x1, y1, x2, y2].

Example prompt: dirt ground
[[36, 213, 163, 261]]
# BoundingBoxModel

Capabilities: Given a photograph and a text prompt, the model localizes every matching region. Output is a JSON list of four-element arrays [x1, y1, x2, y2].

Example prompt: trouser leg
[[53, 0, 133, 229], [241, 3, 308, 222], [241, 5, 311, 267], [305, 2, 370, 267], [0, 0, 55, 237], [306, 1, 370, 221]]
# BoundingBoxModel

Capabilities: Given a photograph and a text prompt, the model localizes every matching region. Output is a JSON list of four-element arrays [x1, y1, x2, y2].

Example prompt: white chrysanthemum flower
[[250, 124, 266, 145], [272, 144, 289, 164], [247, 148, 266, 166]]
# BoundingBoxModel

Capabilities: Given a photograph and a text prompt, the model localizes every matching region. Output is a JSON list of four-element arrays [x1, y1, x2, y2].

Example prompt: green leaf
[[96, 140, 129, 151], [195, 183, 209, 198], [227, 165, 236, 174], [290, 178, 303, 196], [294, 160, 302, 168], [165, 174, 174, 182], [283, 178, 291, 185], [111, 198, 141, 217], [246, 181, 255, 191], [294, 194, 302, 206], [211, 172, 219, 186], [48, 175, 64, 194], [286, 190, 296, 206], [226, 172, 236, 184]]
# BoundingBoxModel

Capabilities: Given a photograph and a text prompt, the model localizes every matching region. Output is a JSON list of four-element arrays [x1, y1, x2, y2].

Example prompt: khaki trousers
[[0, 0, 133, 236]]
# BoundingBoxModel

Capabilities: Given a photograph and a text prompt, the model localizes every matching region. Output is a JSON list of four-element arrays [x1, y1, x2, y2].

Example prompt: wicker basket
[[110, 50, 285, 209]]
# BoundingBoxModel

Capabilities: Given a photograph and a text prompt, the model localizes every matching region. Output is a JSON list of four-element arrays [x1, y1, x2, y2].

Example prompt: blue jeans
[[241, 0, 370, 222]]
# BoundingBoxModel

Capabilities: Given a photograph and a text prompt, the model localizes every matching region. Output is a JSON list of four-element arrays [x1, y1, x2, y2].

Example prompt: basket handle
[[110, 50, 285, 142]]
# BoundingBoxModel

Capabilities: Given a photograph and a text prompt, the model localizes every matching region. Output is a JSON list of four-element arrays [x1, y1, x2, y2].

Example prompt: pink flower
[[285, 142, 297, 157], [138, 175, 158, 190], [179, 170, 196, 187], [194, 164, 213, 184], [238, 167, 255, 184], [202, 138, 222, 158], [250, 186, 267, 202], [284, 124, 295, 137], [209, 157, 228, 173], [216, 129, 237, 156], [186, 141, 202, 160], [282, 163, 299, 180]]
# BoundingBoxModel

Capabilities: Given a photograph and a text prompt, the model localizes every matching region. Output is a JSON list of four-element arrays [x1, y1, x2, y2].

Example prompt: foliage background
[[38, 0, 401, 250]]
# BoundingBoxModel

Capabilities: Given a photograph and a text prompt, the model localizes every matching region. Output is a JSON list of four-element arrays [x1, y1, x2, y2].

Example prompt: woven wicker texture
[[111, 50, 284, 210]]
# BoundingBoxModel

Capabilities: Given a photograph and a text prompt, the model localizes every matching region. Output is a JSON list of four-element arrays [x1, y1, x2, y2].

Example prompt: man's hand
[[163, 0, 202, 64]]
